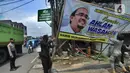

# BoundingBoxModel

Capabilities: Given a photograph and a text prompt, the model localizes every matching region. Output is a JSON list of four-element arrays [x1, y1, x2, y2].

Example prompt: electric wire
[[0, 0, 25, 7], [0, 0, 34, 14]]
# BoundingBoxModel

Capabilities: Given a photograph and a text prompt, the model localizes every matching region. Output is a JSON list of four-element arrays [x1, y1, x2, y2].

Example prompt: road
[[0, 47, 38, 73]]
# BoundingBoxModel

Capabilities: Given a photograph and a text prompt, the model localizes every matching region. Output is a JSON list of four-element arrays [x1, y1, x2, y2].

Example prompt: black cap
[[10, 38, 13, 40]]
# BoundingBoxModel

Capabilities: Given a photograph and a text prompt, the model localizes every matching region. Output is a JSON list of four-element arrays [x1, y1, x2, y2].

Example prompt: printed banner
[[58, 0, 130, 43]]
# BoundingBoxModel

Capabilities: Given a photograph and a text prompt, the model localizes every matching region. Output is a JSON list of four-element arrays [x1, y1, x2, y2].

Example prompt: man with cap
[[60, 7, 89, 34]]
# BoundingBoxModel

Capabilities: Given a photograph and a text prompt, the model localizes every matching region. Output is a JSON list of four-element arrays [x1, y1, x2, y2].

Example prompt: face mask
[[11, 41, 14, 43]]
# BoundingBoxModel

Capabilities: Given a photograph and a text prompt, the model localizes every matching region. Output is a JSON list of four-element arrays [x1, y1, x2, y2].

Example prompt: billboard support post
[[45, 21, 50, 27], [96, 43, 110, 60]]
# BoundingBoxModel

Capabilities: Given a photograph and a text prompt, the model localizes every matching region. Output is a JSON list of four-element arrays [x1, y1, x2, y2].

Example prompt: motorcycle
[[28, 45, 33, 54]]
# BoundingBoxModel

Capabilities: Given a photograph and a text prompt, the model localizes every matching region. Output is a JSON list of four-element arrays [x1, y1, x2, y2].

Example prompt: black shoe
[[10, 68, 16, 71], [14, 66, 17, 68], [14, 66, 19, 69]]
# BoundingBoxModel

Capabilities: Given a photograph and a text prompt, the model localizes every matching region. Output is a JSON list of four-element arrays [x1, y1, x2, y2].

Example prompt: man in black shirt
[[39, 35, 53, 73]]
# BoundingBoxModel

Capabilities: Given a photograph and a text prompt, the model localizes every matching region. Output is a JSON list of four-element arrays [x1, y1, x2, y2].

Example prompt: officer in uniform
[[7, 38, 17, 71]]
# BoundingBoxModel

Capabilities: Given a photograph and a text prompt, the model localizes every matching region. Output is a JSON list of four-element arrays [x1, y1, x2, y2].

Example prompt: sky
[[0, 0, 52, 37]]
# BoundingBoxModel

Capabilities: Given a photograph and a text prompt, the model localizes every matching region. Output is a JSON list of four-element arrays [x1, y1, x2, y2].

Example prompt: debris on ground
[[29, 55, 112, 73]]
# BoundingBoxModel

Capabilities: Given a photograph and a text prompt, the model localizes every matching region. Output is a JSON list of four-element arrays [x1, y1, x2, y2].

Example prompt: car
[[26, 39, 39, 49]]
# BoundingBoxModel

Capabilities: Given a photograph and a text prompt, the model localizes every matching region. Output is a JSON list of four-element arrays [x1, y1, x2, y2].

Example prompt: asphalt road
[[0, 47, 38, 73]]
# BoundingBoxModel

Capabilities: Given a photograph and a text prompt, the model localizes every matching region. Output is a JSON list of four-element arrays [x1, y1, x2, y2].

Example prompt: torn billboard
[[58, 0, 130, 43]]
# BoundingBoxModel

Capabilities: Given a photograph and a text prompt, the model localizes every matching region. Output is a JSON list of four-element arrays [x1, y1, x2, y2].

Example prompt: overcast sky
[[0, 0, 51, 37]]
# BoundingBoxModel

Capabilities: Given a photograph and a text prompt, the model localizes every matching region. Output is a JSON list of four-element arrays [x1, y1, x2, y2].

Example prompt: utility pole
[[48, 0, 64, 37], [48, 0, 65, 55]]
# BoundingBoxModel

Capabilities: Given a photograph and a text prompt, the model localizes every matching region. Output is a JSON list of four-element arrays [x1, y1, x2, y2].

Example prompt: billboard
[[58, 0, 130, 43], [122, 0, 130, 14], [38, 8, 51, 22]]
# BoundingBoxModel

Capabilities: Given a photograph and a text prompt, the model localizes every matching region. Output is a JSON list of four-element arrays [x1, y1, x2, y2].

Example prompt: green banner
[[38, 8, 51, 21]]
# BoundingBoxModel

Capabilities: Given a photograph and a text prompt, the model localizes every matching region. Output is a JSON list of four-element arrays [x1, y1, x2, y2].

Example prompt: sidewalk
[[28, 56, 113, 73]]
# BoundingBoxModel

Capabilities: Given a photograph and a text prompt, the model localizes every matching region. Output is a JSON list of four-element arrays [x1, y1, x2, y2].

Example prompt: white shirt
[[7, 42, 15, 51], [109, 38, 123, 56], [7, 42, 16, 56], [60, 24, 82, 34], [60, 24, 74, 33]]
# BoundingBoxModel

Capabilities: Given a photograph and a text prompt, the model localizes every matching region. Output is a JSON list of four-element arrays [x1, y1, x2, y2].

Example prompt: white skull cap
[[71, 4, 90, 15]]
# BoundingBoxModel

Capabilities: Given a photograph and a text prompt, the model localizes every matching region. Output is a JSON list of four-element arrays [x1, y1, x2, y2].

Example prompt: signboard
[[38, 8, 51, 22], [58, 0, 130, 43]]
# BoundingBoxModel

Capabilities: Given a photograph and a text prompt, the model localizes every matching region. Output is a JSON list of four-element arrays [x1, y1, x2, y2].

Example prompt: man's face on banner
[[70, 8, 89, 31]]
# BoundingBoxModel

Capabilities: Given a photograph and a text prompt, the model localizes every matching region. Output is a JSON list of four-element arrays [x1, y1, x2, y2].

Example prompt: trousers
[[40, 55, 52, 73], [10, 51, 16, 69]]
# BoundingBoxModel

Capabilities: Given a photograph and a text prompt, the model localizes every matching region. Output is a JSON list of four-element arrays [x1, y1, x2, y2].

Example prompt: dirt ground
[[52, 55, 111, 73], [31, 55, 127, 73]]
